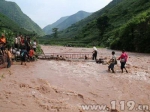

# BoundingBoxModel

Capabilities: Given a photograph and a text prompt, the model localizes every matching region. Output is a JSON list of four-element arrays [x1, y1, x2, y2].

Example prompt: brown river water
[[0, 46, 150, 112]]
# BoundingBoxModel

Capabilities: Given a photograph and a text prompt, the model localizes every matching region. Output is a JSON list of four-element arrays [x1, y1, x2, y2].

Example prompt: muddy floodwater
[[0, 46, 150, 112]]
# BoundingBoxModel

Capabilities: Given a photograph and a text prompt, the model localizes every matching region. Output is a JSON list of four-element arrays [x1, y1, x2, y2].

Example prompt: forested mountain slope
[[0, 0, 44, 35], [51, 0, 150, 53]]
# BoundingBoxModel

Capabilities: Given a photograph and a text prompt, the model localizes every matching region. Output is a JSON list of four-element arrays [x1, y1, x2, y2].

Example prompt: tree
[[52, 28, 58, 38], [97, 15, 110, 36]]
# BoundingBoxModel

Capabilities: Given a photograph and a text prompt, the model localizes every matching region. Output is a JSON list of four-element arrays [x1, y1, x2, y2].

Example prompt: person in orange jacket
[[29, 47, 35, 61], [0, 34, 6, 55]]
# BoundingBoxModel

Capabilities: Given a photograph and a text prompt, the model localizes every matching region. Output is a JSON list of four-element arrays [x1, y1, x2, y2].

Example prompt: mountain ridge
[[43, 16, 69, 35], [43, 11, 92, 35]]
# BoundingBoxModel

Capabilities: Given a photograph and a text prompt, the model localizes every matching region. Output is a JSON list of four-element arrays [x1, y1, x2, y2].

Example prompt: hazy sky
[[6, 0, 112, 28]]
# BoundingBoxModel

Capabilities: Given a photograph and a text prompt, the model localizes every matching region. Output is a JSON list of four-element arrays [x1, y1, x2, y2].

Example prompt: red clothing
[[29, 50, 34, 57], [21, 38, 24, 44], [118, 52, 128, 62]]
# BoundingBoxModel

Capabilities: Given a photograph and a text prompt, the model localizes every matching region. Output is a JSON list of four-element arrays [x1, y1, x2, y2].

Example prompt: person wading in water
[[118, 49, 128, 73], [92, 46, 97, 61], [108, 51, 117, 73]]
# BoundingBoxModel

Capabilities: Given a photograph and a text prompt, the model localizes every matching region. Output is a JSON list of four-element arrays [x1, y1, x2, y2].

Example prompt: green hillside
[[0, 0, 44, 36], [54, 0, 123, 40], [40, 0, 150, 53], [56, 11, 92, 31], [0, 12, 35, 35], [0, 12, 36, 47]]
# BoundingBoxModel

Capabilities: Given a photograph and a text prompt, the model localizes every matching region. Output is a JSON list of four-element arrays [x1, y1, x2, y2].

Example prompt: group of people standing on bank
[[0, 34, 37, 68], [14, 35, 37, 52], [13, 35, 37, 66], [92, 46, 128, 73]]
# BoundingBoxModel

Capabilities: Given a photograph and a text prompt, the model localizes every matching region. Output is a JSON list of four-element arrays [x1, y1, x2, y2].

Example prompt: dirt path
[[0, 46, 150, 112]]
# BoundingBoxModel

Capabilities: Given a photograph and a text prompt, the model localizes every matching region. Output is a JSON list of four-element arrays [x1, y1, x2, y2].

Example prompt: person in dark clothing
[[92, 46, 97, 60], [24, 37, 31, 53], [20, 46, 29, 65]]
